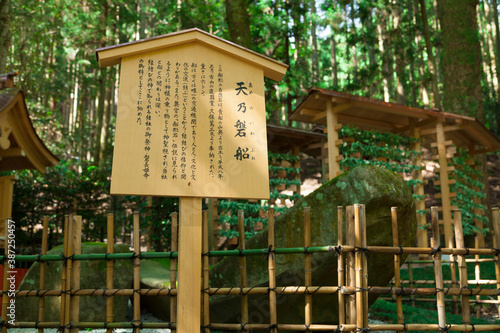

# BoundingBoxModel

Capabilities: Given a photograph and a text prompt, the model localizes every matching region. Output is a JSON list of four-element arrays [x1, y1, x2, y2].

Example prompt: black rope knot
[[304, 246, 310, 254], [267, 245, 275, 260], [493, 248, 500, 256], [354, 327, 371, 333], [430, 246, 442, 257], [131, 320, 144, 329], [266, 324, 278, 332], [354, 246, 369, 255], [437, 324, 451, 333]]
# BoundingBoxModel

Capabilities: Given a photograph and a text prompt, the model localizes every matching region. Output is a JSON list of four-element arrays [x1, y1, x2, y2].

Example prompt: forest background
[[1, 0, 499, 251]]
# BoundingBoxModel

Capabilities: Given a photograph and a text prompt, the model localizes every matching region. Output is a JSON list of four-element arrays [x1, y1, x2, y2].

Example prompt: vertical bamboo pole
[[202, 210, 210, 333], [474, 237, 481, 318], [268, 208, 277, 333], [326, 98, 341, 179], [430, 207, 446, 329], [1, 218, 8, 333], [391, 207, 404, 330], [491, 208, 500, 318], [64, 215, 74, 333], [177, 197, 203, 333], [361, 205, 368, 327], [237, 210, 248, 332], [447, 236, 459, 315], [354, 204, 366, 331], [70, 215, 82, 333], [106, 213, 114, 333], [59, 215, 70, 329], [133, 212, 141, 333], [304, 207, 312, 331], [453, 209, 471, 324], [146, 196, 153, 252], [170, 212, 178, 331], [435, 120, 453, 249], [345, 205, 356, 325], [337, 206, 345, 325], [38, 216, 49, 333], [408, 255, 415, 307]]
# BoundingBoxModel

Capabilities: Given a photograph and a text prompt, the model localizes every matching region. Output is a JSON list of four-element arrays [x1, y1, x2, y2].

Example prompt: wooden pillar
[[435, 119, 453, 245], [326, 99, 341, 180], [410, 123, 428, 251], [178, 197, 202, 333]]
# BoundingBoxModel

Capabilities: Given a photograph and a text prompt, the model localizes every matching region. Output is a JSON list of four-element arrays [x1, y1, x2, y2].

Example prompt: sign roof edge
[[96, 28, 288, 81]]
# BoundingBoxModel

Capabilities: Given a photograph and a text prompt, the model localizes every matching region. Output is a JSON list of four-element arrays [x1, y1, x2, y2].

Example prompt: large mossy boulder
[[17, 242, 133, 322], [140, 166, 416, 330]]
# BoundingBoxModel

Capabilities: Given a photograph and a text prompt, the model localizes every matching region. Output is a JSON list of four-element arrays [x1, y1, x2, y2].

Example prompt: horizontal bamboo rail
[[8, 322, 500, 331], [8, 285, 500, 298], [7, 245, 498, 263]]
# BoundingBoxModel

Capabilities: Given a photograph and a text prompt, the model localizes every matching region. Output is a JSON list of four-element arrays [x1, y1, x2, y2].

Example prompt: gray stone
[[16, 242, 133, 322]]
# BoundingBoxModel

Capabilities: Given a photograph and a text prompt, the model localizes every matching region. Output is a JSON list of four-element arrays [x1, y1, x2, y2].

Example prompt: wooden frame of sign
[[97, 28, 287, 332]]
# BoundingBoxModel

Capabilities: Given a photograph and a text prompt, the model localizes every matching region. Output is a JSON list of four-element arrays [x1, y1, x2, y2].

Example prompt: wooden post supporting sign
[[96, 28, 287, 332]]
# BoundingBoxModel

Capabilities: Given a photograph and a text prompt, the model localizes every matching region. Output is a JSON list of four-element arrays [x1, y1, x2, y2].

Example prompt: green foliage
[[338, 125, 422, 190]]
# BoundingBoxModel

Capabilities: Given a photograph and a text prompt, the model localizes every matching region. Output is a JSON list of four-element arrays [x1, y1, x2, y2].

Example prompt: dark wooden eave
[[290, 87, 500, 153]]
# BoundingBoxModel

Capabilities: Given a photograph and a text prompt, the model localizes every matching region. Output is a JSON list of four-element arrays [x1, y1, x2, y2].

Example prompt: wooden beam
[[177, 197, 203, 332], [337, 113, 398, 131], [326, 99, 341, 180], [0, 147, 24, 158], [420, 123, 468, 136]]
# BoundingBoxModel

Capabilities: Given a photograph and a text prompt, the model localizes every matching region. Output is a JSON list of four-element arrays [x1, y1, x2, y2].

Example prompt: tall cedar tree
[[439, 0, 483, 121], [0, 0, 10, 73], [225, 0, 252, 49]]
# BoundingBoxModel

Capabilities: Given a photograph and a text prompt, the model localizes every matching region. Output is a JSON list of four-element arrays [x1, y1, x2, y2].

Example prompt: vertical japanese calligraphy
[[112, 44, 270, 199]]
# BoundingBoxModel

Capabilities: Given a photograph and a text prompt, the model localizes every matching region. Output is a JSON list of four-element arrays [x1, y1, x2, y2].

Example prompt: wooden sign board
[[97, 29, 287, 199]]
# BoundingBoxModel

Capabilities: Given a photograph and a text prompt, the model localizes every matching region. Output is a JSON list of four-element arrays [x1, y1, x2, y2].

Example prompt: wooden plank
[[434, 179, 456, 186], [391, 207, 405, 330], [431, 140, 453, 148], [435, 192, 457, 199], [203, 211, 211, 333], [326, 99, 341, 180], [178, 197, 202, 333], [110, 43, 270, 200], [435, 120, 454, 246], [267, 208, 277, 333]]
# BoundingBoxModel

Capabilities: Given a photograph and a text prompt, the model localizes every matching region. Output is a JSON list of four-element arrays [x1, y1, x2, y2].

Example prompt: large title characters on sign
[[97, 28, 288, 199]]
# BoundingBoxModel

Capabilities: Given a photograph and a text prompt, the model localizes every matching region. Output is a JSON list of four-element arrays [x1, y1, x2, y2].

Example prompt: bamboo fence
[[1, 206, 500, 332]]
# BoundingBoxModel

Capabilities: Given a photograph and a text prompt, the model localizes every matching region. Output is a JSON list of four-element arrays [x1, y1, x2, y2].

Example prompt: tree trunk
[[0, 0, 10, 73], [439, 0, 483, 120], [310, 0, 319, 85], [225, 0, 252, 49], [418, 0, 442, 109], [393, 1, 407, 104]]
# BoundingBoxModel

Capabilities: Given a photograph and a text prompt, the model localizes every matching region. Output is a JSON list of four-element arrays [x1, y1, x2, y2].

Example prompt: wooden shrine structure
[[0, 72, 59, 246], [290, 87, 500, 250]]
